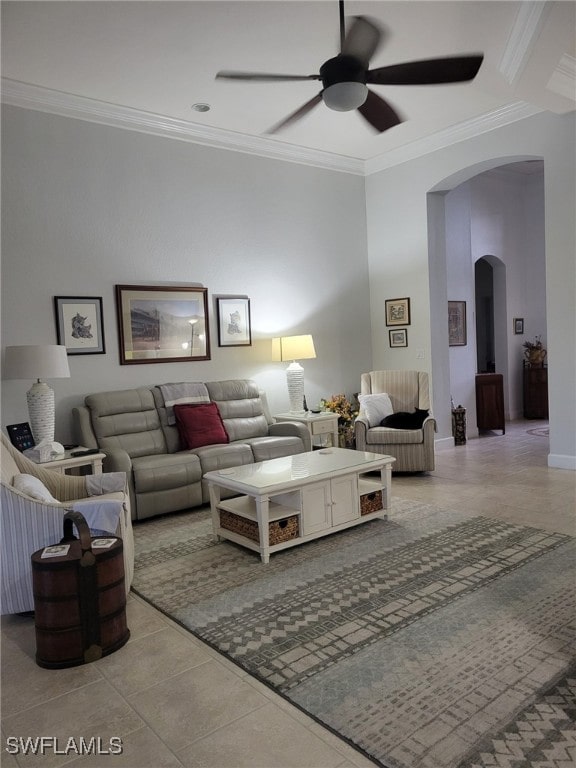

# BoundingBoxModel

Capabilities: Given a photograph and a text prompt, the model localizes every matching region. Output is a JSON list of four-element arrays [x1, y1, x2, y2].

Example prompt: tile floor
[[1, 419, 574, 768]]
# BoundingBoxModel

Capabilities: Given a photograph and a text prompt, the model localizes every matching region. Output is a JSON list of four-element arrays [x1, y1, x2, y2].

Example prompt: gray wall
[[1, 105, 372, 442]]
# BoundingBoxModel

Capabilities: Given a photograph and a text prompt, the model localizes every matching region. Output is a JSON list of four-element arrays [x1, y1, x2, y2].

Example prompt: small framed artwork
[[448, 301, 467, 346], [54, 296, 105, 355], [389, 328, 408, 348], [385, 297, 411, 326], [514, 318, 524, 334], [216, 296, 251, 347], [115, 284, 210, 364]]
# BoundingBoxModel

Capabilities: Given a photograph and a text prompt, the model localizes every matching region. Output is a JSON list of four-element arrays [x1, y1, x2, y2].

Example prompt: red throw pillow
[[174, 403, 229, 449]]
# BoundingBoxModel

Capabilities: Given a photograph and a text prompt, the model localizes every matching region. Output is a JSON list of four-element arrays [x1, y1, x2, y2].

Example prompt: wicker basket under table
[[219, 509, 299, 545], [360, 490, 383, 516]]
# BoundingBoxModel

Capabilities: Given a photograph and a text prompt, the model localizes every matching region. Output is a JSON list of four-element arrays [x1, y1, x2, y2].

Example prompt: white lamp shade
[[4, 345, 70, 380], [271, 335, 316, 362]]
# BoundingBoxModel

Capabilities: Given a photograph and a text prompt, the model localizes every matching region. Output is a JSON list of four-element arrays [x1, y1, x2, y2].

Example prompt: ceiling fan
[[216, 1, 483, 134]]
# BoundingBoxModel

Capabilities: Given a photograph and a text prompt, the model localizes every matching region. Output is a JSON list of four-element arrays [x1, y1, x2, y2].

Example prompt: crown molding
[[1, 79, 365, 176], [1, 78, 544, 178], [364, 102, 543, 175], [499, 1, 548, 84], [546, 53, 576, 102]]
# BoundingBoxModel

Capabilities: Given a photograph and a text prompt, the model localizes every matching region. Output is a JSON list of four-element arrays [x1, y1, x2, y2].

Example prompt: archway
[[428, 157, 544, 439]]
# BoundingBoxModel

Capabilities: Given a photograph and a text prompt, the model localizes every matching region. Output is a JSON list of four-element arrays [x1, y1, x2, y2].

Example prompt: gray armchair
[[354, 370, 436, 472]]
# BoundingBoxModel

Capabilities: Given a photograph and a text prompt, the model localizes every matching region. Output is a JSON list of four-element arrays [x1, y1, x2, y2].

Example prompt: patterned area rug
[[132, 499, 576, 768]]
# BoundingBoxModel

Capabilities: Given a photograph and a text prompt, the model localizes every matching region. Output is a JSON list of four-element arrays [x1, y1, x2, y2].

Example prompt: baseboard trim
[[548, 453, 576, 470]]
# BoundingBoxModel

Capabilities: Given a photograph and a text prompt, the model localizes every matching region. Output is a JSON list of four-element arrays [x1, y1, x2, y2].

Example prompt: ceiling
[[2, 1, 575, 172]]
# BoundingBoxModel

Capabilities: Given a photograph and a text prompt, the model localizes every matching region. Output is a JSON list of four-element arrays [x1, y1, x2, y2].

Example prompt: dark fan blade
[[357, 89, 403, 133], [265, 93, 323, 134], [342, 15, 382, 67], [367, 55, 483, 85], [217, 70, 320, 82]]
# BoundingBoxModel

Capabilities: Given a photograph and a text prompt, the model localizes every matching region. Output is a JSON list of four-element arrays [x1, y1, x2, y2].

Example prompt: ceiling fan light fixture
[[322, 81, 368, 111]]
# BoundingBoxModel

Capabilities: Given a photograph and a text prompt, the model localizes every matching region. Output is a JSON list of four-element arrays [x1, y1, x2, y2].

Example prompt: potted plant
[[523, 335, 547, 367]]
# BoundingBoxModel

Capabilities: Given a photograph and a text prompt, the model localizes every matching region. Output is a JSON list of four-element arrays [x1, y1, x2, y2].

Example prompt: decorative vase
[[524, 347, 547, 367], [338, 425, 355, 449]]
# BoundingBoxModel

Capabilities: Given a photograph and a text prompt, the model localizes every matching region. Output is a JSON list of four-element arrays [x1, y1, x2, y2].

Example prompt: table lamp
[[272, 334, 316, 415], [4, 344, 71, 443]]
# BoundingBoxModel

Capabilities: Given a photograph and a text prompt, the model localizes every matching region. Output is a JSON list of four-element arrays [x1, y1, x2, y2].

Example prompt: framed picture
[[448, 301, 467, 346], [216, 297, 251, 347], [115, 285, 210, 364], [385, 297, 411, 326], [389, 328, 408, 348], [514, 318, 524, 334], [54, 296, 105, 355]]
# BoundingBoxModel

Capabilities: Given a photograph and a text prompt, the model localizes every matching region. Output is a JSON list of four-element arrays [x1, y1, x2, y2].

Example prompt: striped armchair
[[1, 432, 134, 614], [354, 370, 436, 472]]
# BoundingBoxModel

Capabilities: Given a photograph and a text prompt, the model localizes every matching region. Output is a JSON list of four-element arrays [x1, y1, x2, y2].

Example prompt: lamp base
[[286, 362, 307, 415], [27, 380, 55, 443]]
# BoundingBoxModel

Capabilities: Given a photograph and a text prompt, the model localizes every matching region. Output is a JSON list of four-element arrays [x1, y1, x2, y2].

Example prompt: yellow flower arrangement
[[321, 394, 359, 447], [321, 394, 358, 423]]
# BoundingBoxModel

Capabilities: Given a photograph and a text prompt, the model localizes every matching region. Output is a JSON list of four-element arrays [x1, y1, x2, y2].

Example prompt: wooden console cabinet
[[523, 366, 548, 419], [475, 373, 505, 434]]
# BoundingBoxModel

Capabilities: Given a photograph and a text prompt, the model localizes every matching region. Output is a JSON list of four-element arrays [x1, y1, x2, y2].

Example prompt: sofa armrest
[[268, 422, 312, 452], [72, 406, 99, 449], [102, 449, 132, 474], [99, 449, 135, 519], [354, 417, 369, 450]]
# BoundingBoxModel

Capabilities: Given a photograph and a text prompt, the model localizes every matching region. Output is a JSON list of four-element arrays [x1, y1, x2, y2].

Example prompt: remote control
[[70, 448, 100, 457]]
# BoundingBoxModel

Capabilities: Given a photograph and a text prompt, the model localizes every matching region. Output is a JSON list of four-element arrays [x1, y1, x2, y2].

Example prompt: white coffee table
[[205, 448, 395, 563]]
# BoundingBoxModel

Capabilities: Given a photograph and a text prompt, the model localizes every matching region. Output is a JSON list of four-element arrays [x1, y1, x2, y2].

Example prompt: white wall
[[365, 111, 575, 469], [441, 165, 546, 429], [444, 183, 477, 422], [1, 105, 372, 442]]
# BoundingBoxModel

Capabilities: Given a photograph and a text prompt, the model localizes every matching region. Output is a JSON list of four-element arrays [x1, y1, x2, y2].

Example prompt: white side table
[[274, 412, 339, 449], [28, 448, 106, 475]]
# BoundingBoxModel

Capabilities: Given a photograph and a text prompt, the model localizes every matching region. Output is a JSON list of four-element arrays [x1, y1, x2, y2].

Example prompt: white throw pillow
[[13, 474, 59, 504], [358, 393, 394, 427]]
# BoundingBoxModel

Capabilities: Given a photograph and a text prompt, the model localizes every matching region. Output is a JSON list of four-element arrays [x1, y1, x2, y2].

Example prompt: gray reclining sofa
[[73, 379, 311, 521]]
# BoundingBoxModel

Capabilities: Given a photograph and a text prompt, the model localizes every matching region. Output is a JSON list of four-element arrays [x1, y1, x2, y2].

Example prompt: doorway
[[475, 258, 494, 373], [428, 158, 544, 437]]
